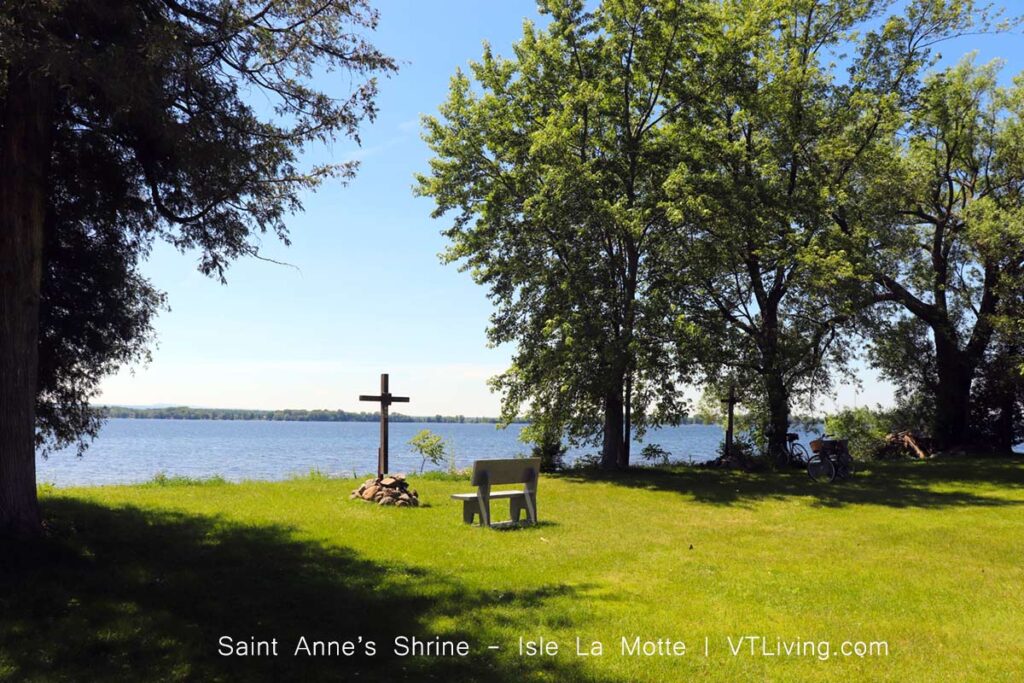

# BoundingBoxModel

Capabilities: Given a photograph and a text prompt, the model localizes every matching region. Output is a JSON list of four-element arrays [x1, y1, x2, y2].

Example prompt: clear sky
[[95, 1, 1024, 417]]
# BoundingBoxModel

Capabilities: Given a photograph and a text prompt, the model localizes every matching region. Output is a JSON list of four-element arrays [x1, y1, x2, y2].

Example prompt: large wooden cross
[[359, 373, 409, 477]]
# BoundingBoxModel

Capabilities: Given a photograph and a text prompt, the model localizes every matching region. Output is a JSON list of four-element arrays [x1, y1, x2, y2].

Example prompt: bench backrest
[[470, 458, 540, 488]]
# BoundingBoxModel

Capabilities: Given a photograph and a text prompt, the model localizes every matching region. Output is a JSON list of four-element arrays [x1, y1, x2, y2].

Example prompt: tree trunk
[[600, 387, 624, 471], [759, 304, 790, 465], [932, 333, 975, 451], [0, 64, 54, 539], [619, 371, 632, 469], [990, 348, 1019, 454], [765, 371, 790, 466], [992, 383, 1017, 454]]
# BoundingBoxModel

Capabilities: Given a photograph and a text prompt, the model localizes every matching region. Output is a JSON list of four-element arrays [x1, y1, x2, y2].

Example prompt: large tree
[[843, 57, 1024, 450], [663, 0, 964, 460], [418, 0, 706, 469], [0, 0, 394, 538]]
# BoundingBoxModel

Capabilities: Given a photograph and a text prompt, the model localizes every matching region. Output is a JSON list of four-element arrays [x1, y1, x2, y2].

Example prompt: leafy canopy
[[1, 0, 395, 452], [418, 0, 708, 460]]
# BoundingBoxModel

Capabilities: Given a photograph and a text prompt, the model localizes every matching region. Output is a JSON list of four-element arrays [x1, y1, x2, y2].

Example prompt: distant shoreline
[[98, 406, 716, 426], [100, 406, 516, 424]]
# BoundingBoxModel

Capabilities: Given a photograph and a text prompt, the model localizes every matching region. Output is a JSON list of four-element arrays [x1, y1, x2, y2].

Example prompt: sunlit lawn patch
[[2, 458, 1022, 681]]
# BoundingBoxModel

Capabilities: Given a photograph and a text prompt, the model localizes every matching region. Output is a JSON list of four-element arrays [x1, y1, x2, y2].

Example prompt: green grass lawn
[[2, 459, 1022, 682]]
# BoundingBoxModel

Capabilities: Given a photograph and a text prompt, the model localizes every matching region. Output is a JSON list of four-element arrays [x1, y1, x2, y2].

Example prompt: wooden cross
[[359, 373, 410, 477], [721, 386, 739, 458]]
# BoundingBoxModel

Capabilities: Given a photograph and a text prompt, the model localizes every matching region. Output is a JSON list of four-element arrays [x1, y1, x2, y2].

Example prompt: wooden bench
[[451, 458, 540, 527]]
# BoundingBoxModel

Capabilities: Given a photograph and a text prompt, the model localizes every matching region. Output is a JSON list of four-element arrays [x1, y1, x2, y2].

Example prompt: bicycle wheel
[[789, 443, 809, 467], [807, 454, 836, 483]]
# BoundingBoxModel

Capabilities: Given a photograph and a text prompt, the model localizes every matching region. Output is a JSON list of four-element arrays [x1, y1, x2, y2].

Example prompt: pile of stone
[[350, 474, 420, 507]]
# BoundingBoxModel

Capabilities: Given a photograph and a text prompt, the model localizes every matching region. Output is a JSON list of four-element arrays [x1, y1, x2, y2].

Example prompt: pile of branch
[[880, 431, 934, 459], [702, 450, 765, 472]]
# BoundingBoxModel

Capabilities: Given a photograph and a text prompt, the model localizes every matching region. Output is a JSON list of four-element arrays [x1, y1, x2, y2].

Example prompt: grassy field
[[2, 458, 1022, 682]]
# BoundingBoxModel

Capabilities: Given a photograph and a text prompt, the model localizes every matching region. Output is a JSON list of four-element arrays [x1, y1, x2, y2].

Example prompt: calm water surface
[[36, 418, 802, 487]]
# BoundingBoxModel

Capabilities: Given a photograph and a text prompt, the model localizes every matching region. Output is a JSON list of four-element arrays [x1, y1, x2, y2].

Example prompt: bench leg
[[509, 496, 537, 525], [462, 499, 479, 525], [478, 497, 491, 527], [523, 493, 537, 525], [509, 498, 522, 523]]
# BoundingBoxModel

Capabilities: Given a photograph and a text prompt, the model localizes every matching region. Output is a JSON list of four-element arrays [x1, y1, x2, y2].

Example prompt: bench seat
[[452, 458, 540, 527], [450, 490, 525, 500]]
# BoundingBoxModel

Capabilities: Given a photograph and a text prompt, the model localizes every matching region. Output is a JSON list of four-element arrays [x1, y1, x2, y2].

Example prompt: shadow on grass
[[559, 458, 1024, 509], [486, 520, 560, 532], [0, 499, 605, 683]]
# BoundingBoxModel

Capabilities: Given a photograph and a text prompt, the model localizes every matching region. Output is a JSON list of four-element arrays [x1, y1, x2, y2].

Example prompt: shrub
[[408, 429, 448, 473], [531, 436, 568, 472], [418, 470, 470, 481], [716, 435, 759, 462], [147, 472, 228, 487], [570, 452, 602, 470], [640, 443, 672, 466], [303, 468, 330, 481], [824, 407, 890, 460]]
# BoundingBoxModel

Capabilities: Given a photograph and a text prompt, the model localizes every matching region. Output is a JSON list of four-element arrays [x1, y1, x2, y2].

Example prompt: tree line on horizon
[[101, 406, 510, 424], [417, 0, 1024, 469], [100, 405, 722, 425]]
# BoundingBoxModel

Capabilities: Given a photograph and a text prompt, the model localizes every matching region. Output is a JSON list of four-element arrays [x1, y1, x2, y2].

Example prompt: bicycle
[[807, 434, 855, 483], [783, 432, 810, 468]]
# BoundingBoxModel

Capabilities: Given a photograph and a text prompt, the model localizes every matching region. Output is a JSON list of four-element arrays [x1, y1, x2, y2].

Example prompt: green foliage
[[640, 443, 672, 466], [299, 468, 331, 482], [530, 436, 568, 473], [415, 470, 471, 482], [970, 338, 1024, 450], [408, 429, 448, 474], [714, 433, 759, 463], [693, 390, 725, 426], [698, 387, 788, 456], [825, 407, 892, 461], [417, 0, 1020, 461], [1, 1, 396, 455], [418, 0, 704, 468], [661, 0, 985, 459], [36, 204, 166, 456], [519, 414, 569, 471], [568, 452, 603, 470], [841, 53, 1024, 448], [146, 473, 228, 487]]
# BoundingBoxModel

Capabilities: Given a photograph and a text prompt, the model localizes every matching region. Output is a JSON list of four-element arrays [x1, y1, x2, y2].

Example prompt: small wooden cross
[[359, 373, 410, 477], [721, 386, 739, 458]]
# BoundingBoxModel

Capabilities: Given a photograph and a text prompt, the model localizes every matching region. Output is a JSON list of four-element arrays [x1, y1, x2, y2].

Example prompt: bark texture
[[601, 388, 625, 470], [0, 63, 54, 539]]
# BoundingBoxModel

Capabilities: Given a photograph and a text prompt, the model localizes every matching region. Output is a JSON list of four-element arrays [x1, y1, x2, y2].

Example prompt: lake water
[[35, 418, 793, 487]]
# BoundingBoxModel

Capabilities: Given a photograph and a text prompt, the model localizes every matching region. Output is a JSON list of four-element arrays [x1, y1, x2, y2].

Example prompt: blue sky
[[96, 1, 1024, 416]]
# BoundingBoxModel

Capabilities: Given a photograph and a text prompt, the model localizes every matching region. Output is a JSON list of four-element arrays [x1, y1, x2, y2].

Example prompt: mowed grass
[[2, 459, 1023, 682]]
